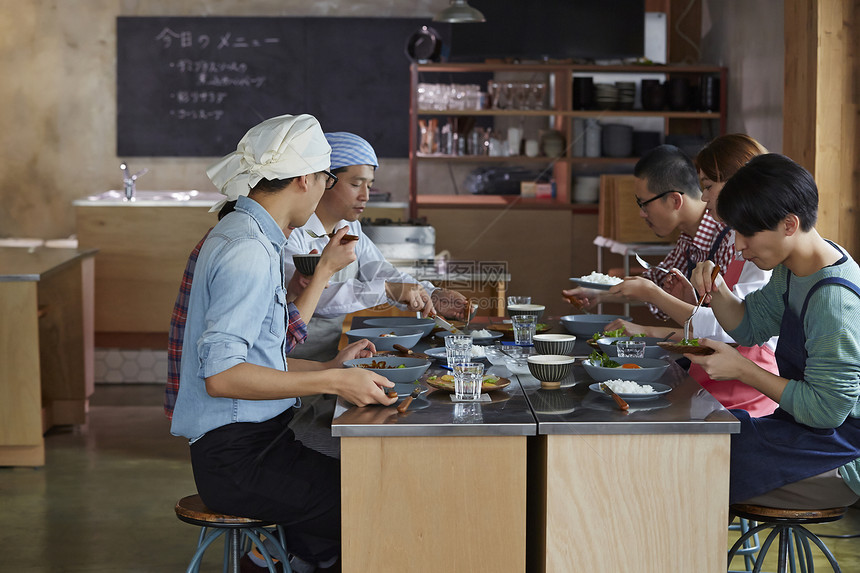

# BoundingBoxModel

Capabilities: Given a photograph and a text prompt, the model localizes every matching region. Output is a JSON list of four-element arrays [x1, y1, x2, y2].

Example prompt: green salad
[[678, 338, 700, 346], [591, 329, 646, 341], [588, 350, 621, 368]]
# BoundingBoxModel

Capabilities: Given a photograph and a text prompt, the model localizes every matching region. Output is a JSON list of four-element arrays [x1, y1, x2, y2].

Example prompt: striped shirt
[[164, 231, 307, 419], [641, 211, 736, 320]]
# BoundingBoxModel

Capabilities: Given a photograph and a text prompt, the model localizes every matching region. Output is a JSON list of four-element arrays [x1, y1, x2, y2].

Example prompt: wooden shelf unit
[[408, 62, 727, 218]]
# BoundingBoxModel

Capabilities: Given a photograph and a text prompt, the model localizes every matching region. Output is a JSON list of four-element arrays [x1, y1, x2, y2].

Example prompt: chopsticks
[[392, 343, 431, 360]]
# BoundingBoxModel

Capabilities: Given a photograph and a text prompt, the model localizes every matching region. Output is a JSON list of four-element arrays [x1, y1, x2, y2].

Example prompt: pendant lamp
[[433, 0, 486, 23]]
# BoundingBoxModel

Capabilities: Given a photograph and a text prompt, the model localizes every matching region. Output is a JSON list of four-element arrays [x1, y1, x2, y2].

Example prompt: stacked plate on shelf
[[594, 83, 619, 110], [615, 82, 636, 110]]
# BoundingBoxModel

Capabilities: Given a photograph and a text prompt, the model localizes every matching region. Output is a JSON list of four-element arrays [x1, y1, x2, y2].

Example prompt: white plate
[[424, 347, 490, 362], [569, 277, 621, 291], [588, 382, 672, 401], [434, 330, 504, 345]]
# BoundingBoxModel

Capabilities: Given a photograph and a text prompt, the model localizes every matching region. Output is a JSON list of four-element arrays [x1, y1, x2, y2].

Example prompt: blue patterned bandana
[[325, 132, 378, 170]]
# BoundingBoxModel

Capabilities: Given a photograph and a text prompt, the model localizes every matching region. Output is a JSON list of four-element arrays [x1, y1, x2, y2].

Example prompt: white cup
[[524, 139, 540, 157], [507, 127, 523, 156]]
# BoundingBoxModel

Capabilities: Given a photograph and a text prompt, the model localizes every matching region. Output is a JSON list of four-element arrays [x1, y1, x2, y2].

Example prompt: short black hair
[[634, 144, 702, 200], [717, 154, 818, 235]]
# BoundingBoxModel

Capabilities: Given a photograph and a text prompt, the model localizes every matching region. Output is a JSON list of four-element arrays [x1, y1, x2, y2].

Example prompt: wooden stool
[[728, 504, 847, 573], [175, 494, 290, 573]]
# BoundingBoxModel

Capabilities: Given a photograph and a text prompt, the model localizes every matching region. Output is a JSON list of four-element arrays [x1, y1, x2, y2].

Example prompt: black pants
[[190, 409, 340, 564]]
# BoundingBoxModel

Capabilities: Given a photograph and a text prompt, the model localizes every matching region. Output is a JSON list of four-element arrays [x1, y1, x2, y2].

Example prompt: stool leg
[[754, 526, 784, 573], [185, 528, 227, 573], [229, 529, 242, 573], [793, 525, 843, 573], [729, 522, 771, 572]]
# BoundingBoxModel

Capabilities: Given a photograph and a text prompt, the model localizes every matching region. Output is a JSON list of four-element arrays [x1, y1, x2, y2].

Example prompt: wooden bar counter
[[518, 340, 740, 573], [0, 247, 96, 466]]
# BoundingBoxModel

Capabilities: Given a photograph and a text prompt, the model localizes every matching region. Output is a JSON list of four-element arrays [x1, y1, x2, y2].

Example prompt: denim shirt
[[171, 195, 296, 441]]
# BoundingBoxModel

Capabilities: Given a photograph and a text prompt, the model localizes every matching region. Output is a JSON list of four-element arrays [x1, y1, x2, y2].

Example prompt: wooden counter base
[[529, 433, 731, 573], [340, 435, 528, 572]]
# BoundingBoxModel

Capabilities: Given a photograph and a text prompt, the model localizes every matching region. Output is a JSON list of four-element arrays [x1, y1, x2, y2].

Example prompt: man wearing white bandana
[[285, 131, 468, 363], [171, 115, 396, 572]]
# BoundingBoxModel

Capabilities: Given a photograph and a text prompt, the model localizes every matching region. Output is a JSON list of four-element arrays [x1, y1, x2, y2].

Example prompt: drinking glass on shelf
[[531, 82, 547, 110], [453, 362, 484, 401]]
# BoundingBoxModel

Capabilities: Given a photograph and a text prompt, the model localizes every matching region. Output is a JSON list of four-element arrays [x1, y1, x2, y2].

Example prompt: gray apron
[[287, 260, 359, 458]]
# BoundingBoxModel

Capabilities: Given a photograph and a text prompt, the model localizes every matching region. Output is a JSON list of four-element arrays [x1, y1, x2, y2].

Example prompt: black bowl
[[293, 254, 321, 276]]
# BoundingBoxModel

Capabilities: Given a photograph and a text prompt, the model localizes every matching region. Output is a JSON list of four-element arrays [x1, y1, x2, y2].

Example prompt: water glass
[[444, 335, 473, 367], [453, 362, 484, 400], [507, 296, 531, 306], [617, 340, 646, 358], [512, 315, 537, 346]]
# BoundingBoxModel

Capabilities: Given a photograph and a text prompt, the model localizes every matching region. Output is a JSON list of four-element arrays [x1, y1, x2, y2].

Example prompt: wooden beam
[[784, 0, 860, 255]]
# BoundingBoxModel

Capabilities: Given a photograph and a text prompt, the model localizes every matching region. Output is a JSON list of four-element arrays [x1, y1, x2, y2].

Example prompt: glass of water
[[512, 315, 537, 346], [445, 334, 473, 367], [617, 340, 646, 358], [453, 362, 484, 400]]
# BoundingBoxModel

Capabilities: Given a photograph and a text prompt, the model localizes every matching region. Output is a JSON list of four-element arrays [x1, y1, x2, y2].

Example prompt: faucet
[[120, 162, 148, 201]]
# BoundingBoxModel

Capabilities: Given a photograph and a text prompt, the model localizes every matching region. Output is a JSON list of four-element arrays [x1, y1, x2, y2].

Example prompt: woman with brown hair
[[604, 133, 779, 416]]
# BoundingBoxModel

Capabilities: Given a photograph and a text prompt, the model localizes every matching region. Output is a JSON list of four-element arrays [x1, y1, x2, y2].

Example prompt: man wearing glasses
[[285, 131, 468, 363], [564, 144, 735, 321]]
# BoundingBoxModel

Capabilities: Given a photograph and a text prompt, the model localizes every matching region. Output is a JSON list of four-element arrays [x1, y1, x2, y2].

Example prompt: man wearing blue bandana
[[285, 132, 468, 362]]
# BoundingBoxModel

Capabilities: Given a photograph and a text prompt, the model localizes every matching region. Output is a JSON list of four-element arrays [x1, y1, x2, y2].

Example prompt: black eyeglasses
[[635, 190, 684, 209], [321, 170, 338, 190]]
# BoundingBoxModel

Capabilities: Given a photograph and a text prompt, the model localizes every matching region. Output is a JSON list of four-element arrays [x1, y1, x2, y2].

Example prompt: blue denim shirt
[[171, 195, 296, 440]]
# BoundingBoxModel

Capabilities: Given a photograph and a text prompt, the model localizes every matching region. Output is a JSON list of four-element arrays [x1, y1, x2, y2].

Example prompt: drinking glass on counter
[[453, 362, 484, 401], [617, 340, 646, 358], [445, 334, 473, 367], [512, 315, 537, 346]]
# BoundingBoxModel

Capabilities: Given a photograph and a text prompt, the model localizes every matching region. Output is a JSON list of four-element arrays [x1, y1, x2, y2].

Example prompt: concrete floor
[[1, 384, 858, 572]]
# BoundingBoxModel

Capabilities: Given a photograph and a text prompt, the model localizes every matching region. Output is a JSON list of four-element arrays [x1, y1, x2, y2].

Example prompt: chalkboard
[[117, 17, 447, 158]]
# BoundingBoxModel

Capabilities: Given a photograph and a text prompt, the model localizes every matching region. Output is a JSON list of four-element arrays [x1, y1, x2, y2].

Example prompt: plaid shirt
[[640, 211, 736, 321], [164, 231, 308, 419]]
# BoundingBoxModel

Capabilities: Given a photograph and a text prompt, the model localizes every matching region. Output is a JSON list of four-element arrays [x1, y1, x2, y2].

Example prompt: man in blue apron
[[687, 154, 860, 509]]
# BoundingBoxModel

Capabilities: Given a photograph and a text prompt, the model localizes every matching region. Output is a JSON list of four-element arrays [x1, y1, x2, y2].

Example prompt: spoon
[[634, 252, 670, 274], [683, 265, 721, 341], [305, 229, 359, 242]]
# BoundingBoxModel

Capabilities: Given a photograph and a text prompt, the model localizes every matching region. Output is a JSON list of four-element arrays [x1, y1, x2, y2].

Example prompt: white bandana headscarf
[[206, 114, 331, 212]]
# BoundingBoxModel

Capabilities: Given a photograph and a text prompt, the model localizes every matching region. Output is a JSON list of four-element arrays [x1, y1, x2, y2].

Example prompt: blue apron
[[728, 248, 860, 503]]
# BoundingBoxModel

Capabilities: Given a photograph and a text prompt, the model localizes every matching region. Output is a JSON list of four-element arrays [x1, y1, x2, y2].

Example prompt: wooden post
[[784, 0, 859, 255]]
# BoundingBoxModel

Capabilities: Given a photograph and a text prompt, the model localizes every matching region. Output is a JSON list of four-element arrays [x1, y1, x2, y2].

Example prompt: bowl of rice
[[582, 357, 669, 384], [588, 379, 672, 400]]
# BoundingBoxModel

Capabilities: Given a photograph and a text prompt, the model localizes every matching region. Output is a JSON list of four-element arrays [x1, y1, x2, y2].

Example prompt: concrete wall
[[701, 0, 784, 152], [0, 0, 430, 240], [0, 1, 784, 240]]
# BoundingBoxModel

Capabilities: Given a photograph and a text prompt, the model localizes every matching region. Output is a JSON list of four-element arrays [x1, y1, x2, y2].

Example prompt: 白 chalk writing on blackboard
[[154, 28, 281, 50]]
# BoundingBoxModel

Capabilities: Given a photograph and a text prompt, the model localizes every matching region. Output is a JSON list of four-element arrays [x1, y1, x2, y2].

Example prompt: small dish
[[435, 330, 504, 345], [425, 374, 511, 393]]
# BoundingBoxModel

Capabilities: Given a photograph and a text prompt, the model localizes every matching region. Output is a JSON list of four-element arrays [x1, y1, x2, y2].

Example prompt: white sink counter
[[73, 189, 223, 207]]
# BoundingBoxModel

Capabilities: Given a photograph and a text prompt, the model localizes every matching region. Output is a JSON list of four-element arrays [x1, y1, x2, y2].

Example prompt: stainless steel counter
[[518, 362, 740, 435], [0, 247, 98, 281]]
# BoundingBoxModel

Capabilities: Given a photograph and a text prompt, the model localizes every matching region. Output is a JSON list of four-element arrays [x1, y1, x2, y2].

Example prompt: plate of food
[[588, 380, 672, 401], [423, 346, 490, 363], [656, 339, 739, 356], [425, 373, 511, 393], [569, 271, 624, 291], [435, 329, 504, 345]]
